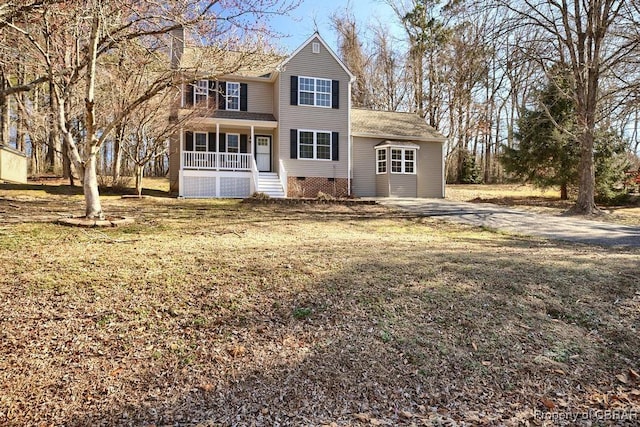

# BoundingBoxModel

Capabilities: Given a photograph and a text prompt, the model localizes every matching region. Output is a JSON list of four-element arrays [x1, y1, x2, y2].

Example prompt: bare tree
[[2, 0, 294, 219], [498, 0, 640, 213]]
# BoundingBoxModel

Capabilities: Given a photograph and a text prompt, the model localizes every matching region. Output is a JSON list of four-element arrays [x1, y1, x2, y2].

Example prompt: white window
[[298, 130, 332, 160], [195, 132, 208, 152], [390, 148, 416, 174], [312, 42, 320, 53], [226, 134, 240, 153], [226, 82, 240, 111], [299, 76, 331, 108], [376, 148, 387, 174], [194, 80, 208, 105]]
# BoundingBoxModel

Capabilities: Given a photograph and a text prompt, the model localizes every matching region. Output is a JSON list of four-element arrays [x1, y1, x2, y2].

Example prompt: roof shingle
[[351, 108, 445, 141]]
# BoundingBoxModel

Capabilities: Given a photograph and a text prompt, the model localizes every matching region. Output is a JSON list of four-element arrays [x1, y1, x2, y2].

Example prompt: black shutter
[[240, 83, 248, 111], [290, 75, 298, 105], [217, 81, 226, 110], [207, 132, 216, 152], [332, 80, 339, 109], [240, 134, 248, 153], [218, 132, 226, 152], [208, 80, 216, 109], [185, 131, 194, 151], [185, 83, 194, 107], [332, 132, 339, 161], [290, 129, 298, 159]]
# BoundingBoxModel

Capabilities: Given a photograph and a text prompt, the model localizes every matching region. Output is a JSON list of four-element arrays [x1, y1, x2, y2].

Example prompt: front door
[[255, 136, 271, 172]]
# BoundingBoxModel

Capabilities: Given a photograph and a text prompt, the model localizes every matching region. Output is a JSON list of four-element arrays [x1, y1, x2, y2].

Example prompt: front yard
[[0, 184, 639, 425]]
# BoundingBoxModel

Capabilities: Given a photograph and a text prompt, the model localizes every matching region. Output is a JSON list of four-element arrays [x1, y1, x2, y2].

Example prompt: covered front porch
[[178, 114, 284, 198]]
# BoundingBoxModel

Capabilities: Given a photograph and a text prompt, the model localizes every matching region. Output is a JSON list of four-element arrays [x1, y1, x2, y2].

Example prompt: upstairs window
[[226, 82, 240, 111], [194, 80, 208, 105], [299, 76, 332, 108]]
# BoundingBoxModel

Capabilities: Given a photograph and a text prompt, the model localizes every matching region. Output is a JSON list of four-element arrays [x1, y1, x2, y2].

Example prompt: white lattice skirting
[[180, 171, 252, 198]]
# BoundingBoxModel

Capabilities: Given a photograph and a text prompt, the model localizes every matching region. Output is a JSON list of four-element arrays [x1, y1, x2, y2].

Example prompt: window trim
[[226, 82, 240, 111], [194, 80, 208, 105], [298, 76, 332, 108], [297, 129, 333, 161], [194, 131, 208, 152], [376, 148, 387, 174], [226, 133, 240, 153], [389, 148, 417, 175]]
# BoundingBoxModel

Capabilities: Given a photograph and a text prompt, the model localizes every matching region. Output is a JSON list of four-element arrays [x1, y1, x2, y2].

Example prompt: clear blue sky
[[267, 0, 401, 53]]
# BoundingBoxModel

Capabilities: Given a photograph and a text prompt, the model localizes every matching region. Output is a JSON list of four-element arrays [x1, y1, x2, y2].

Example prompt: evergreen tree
[[501, 68, 578, 199]]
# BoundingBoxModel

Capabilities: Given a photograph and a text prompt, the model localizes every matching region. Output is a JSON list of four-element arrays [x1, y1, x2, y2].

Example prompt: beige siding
[[417, 142, 445, 198], [352, 137, 378, 197], [389, 173, 417, 197], [278, 36, 350, 178], [0, 146, 27, 184], [375, 173, 389, 197], [246, 80, 274, 115]]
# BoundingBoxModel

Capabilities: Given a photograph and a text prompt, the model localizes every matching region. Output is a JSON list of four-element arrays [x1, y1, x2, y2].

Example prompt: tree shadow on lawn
[[0, 182, 171, 198], [34, 240, 639, 426]]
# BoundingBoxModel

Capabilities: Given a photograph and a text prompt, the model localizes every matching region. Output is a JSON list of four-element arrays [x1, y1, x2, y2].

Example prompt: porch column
[[216, 123, 220, 171], [250, 125, 254, 154], [179, 127, 184, 169]]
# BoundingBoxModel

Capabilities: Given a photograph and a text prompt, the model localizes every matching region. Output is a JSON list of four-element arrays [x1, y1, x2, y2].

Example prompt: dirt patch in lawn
[[0, 187, 639, 426]]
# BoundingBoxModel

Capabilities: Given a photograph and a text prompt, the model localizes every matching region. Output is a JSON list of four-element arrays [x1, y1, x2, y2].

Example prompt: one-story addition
[[168, 32, 446, 199]]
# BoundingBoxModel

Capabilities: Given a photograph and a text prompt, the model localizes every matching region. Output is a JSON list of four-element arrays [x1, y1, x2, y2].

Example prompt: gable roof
[[351, 109, 446, 142], [278, 33, 355, 82]]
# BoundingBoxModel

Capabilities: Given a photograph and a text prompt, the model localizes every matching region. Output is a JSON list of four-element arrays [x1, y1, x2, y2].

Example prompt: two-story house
[[168, 31, 446, 199]]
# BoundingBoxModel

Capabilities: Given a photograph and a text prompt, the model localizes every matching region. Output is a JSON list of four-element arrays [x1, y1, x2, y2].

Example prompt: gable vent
[[312, 42, 320, 53]]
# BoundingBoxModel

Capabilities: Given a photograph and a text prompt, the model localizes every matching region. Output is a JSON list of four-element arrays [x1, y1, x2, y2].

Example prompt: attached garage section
[[351, 109, 446, 198]]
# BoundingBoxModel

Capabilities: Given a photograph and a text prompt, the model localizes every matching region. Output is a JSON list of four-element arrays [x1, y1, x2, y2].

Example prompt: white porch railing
[[279, 159, 288, 197], [250, 156, 259, 194], [182, 152, 252, 171]]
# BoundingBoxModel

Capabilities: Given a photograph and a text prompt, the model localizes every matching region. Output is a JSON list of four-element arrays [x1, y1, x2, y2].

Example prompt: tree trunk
[[0, 69, 9, 146], [112, 124, 123, 185], [560, 182, 568, 200], [135, 163, 143, 197], [83, 154, 103, 218], [574, 130, 597, 212], [47, 80, 63, 173]]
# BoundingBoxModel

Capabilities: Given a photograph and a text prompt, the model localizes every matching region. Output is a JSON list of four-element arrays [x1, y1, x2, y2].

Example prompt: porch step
[[257, 172, 285, 198]]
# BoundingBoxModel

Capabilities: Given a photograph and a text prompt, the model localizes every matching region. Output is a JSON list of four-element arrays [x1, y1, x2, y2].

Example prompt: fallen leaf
[[109, 367, 123, 377], [354, 413, 371, 422], [369, 418, 384, 426], [227, 345, 246, 358], [540, 397, 556, 410], [471, 342, 478, 351], [629, 369, 640, 380], [616, 373, 629, 384], [199, 383, 213, 392], [399, 410, 414, 419], [553, 369, 566, 375], [481, 361, 491, 366]]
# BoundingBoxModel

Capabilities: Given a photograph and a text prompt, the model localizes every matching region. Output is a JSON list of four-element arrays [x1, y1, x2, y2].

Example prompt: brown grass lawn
[[447, 184, 640, 226], [1, 181, 639, 426]]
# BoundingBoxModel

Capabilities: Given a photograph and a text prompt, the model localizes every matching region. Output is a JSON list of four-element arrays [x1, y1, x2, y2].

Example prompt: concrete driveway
[[378, 198, 640, 247]]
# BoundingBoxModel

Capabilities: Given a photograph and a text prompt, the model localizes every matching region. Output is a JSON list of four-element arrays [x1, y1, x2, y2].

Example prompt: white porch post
[[216, 123, 220, 172], [250, 125, 254, 154]]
